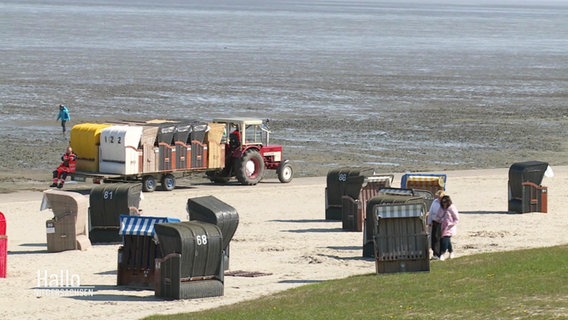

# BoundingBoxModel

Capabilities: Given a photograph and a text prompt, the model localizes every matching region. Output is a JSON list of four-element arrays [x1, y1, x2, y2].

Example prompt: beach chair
[[341, 175, 393, 232], [186, 196, 239, 270], [40, 189, 91, 252], [189, 122, 209, 169], [325, 167, 392, 220], [89, 183, 142, 243], [117, 214, 180, 288], [362, 194, 426, 258], [99, 125, 144, 175], [373, 202, 429, 273], [508, 161, 549, 213], [69, 123, 112, 172], [400, 173, 447, 195], [154, 221, 224, 300]]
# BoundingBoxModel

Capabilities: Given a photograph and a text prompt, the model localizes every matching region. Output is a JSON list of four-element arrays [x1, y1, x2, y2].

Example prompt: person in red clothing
[[50, 146, 77, 189], [229, 129, 241, 149]]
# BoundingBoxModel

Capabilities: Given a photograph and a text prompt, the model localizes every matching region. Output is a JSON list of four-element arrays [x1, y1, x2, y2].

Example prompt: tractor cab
[[214, 118, 270, 150], [207, 118, 293, 185]]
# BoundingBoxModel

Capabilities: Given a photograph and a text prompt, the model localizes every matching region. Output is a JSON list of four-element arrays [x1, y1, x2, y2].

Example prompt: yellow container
[[70, 123, 112, 172]]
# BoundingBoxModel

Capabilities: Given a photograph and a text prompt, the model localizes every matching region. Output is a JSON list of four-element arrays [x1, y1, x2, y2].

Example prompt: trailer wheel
[[161, 174, 176, 191], [277, 161, 293, 183], [236, 149, 265, 185], [142, 175, 157, 192]]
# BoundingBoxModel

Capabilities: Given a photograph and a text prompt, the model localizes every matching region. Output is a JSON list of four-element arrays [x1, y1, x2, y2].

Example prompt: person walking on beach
[[50, 146, 77, 189], [428, 190, 445, 259], [435, 195, 459, 261], [56, 104, 70, 133]]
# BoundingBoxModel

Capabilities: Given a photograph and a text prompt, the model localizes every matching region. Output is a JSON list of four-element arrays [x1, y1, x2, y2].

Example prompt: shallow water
[[1, 0, 567, 177]]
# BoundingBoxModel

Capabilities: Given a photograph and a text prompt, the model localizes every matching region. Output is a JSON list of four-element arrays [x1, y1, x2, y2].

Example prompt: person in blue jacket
[[57, 104, 70, 133]]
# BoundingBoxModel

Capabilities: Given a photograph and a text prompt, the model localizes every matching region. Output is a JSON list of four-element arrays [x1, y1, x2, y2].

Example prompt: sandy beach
[[0, 166, 566, 319], [1, 1, 567, 318]]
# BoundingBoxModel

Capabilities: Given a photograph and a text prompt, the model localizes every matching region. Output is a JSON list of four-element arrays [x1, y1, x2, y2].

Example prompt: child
[[435, 195, 459, 260], [57, 104, 71, 133]]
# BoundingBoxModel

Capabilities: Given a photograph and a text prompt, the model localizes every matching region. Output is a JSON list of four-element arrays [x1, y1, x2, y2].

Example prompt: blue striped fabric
[[119, 214, 181, 236]]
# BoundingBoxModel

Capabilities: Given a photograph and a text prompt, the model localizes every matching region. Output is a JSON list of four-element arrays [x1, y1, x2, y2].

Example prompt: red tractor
[[206, 118, 293, 185]]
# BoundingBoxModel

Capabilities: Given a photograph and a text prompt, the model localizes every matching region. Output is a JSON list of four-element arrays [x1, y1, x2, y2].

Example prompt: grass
[[145, 245, 568, 320]]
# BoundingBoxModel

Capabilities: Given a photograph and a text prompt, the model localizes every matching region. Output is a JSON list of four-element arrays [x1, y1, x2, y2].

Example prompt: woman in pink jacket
[[435, 195, 459, 261]]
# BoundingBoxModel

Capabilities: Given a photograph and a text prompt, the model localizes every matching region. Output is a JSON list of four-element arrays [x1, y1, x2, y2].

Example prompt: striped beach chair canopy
[[401, 173, 447, 194], [365, 175, 394, 185], [375, 203, 426, 219], [119, 214, 181, 237]]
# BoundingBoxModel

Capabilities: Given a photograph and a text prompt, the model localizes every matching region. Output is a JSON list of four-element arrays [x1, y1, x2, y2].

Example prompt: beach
[[1, 0, 567, 318], [0, 166, 566, 319], [1, 0, 567, 180]]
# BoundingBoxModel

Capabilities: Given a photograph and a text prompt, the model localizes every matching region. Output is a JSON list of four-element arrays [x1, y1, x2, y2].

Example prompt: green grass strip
[[145, 245, 568, 320]]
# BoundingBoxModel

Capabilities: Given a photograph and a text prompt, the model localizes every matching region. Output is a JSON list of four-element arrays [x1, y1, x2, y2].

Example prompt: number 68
[[196, 234, 208, 245]]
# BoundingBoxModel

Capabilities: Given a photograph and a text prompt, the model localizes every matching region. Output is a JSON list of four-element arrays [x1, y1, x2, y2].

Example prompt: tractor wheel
[[277, 162, 293, 183], [142, 175, 157, 192], [206, 170, 230, 184], [161, 174, 176, 191], [236, 149, 265, 185]]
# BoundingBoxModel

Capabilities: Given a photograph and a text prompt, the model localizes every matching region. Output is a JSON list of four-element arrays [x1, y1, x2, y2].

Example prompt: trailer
[[69, 118, 292, 192]]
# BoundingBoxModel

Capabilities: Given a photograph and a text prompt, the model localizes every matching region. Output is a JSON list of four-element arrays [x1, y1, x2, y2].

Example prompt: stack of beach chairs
[[69, 120, 225, 177]]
